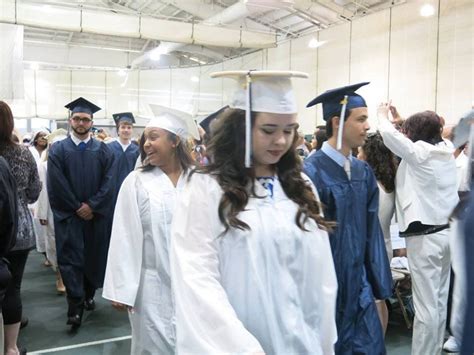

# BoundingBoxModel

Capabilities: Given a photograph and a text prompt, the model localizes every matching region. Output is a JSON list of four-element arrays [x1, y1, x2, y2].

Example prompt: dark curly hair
[[402, 110, 443, 145], [193, 108, 330, 233], [361, 132, 398, 193]]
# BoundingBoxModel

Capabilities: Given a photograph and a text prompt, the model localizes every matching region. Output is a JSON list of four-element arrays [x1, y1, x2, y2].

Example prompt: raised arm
[[377, 103, 428, 164]]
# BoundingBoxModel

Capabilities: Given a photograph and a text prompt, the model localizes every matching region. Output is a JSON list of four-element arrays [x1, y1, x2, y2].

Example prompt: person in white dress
[[28, 130, 49, 262], [35, 129, 68, 294], [102, 105, 200, 355], [170, 70, 338, 355]]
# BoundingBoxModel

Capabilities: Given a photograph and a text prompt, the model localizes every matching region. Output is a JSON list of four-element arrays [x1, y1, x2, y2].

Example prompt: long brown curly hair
[[361, 132, 398, 193], [194, 108, 329, 233]]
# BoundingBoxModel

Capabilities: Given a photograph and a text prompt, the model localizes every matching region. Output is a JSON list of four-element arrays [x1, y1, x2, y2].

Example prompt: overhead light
[[190, 76, 200, 83], [150, 47, 169, 61], [150, 49, 161, 61], [30, 62, 39, 70], [118, 69, 127, 77], [308, 38, 326, 49], [420, 4, 435, 17]]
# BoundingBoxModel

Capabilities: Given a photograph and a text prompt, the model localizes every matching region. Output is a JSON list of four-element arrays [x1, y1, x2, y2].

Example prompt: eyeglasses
[[71, 116, 93, 123]]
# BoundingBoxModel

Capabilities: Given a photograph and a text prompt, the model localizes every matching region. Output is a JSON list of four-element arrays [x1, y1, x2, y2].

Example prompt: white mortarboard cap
[[46, 128, 68, 144], [147, 104, 200, 141], [210, 70, 308, 167], [211, 70, 308, 114]]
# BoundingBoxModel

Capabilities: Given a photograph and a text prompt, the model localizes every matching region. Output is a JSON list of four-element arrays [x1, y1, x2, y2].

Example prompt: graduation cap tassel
[[336, 95, 348, 151], [245, 73, 252, 168]]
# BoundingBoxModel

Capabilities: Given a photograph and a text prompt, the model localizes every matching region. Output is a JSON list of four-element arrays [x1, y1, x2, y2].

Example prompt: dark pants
[[2, 250, 29, 324]]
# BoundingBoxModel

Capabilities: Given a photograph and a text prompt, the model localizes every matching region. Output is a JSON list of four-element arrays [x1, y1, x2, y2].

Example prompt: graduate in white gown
[[170, 70, 338, 355], [102, 105, 200, 355], [35, 129, 68, 294]]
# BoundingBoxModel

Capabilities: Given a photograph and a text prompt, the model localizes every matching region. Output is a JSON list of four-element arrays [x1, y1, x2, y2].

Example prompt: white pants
[[406, 229, 451, 355], [449, 219, 466, 340]]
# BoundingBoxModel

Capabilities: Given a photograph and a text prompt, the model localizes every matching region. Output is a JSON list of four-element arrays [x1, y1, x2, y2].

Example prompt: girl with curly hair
[[170, 71, 338, 355], [358, 131, 398, 260]]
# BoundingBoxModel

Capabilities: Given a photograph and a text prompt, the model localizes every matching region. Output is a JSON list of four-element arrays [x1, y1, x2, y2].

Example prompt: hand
[[39, 219, 48, 226], [76, 203, 94, 220], [111, 301, 133, 312], [389, 104, 404, 126], [377, 102, 391, 120]]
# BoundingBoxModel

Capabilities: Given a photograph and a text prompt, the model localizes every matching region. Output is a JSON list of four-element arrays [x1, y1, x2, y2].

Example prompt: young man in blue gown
[[47, 97, 114, 330], [303, 83, 392, 354]]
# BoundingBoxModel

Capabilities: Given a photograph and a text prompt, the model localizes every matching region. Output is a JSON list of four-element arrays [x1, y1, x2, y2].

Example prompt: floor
[[17, 251, 425, 354]]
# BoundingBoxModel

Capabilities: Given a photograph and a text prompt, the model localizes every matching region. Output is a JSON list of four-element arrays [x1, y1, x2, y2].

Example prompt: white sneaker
[[443, 336, 461, 353]]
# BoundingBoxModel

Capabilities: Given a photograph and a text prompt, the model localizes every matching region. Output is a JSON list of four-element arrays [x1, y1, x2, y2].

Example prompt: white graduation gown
[[170, 173, 338, 355], [103, 168, 186, 355], [35, 161, 58, 268]]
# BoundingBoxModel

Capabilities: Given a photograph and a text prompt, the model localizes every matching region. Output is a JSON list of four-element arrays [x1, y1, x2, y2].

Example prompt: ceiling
[[19, 0, 406, 70]]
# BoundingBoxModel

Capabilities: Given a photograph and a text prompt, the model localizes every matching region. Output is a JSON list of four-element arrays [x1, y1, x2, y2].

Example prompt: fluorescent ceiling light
[[420, 4, 435, 17], [118, 69, 127, 77], [190, 76, 200, 83], [308, 38, 326, 49], [150, 46, 170, 61]]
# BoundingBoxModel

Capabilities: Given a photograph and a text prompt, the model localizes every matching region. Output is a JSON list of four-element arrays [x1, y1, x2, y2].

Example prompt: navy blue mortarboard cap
[[65, 97, 101, 116], [112, 112, 135, 126], [200, 106, 228, 134], [307, 82, 370, 121]]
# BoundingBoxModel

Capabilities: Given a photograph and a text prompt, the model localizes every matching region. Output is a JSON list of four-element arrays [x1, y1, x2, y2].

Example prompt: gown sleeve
[[87, 143, 115, 215], [102, 172, 143, 307], [301, 173, 338, 353], [378, 118, 430, 163], [35, 162, 49, 221], [170, 174, 263, 355], [47, 143, 82, 220], [364, 166, 393, 300]]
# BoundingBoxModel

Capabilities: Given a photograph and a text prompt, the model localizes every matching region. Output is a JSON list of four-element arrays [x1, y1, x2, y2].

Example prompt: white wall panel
[[221, 58, 241, 106], [36, 70, 71, 119], [8, 69, 35, 118], [171, 67, 201, 114], [265, 41, 291, 70], [198, 63, 225, 114], [138, 69, 171, 116], [437, 0, 474, 125], [351, 9, 390, 126], [71, 71, 107, 119], [106, 71, 139, 118], [241, 51, 265, 71], [389, 1, 438, 116], [290, 35, 318, 133], [318, 23, 351, 92]]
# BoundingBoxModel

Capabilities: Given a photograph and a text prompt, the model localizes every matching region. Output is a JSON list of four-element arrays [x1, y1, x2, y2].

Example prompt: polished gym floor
[[18, 251, 417, 354]]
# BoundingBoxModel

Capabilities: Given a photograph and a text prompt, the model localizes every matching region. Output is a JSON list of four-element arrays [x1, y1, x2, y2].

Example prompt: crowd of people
[[0, 69, 473, 355]]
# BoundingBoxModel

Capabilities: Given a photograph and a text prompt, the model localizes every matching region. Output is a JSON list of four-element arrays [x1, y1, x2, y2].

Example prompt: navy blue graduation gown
[[108, 140, 139, 205], [462, 188, 474, 355], [47, 137, 114, 297], [304, 150, 392, 355]]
